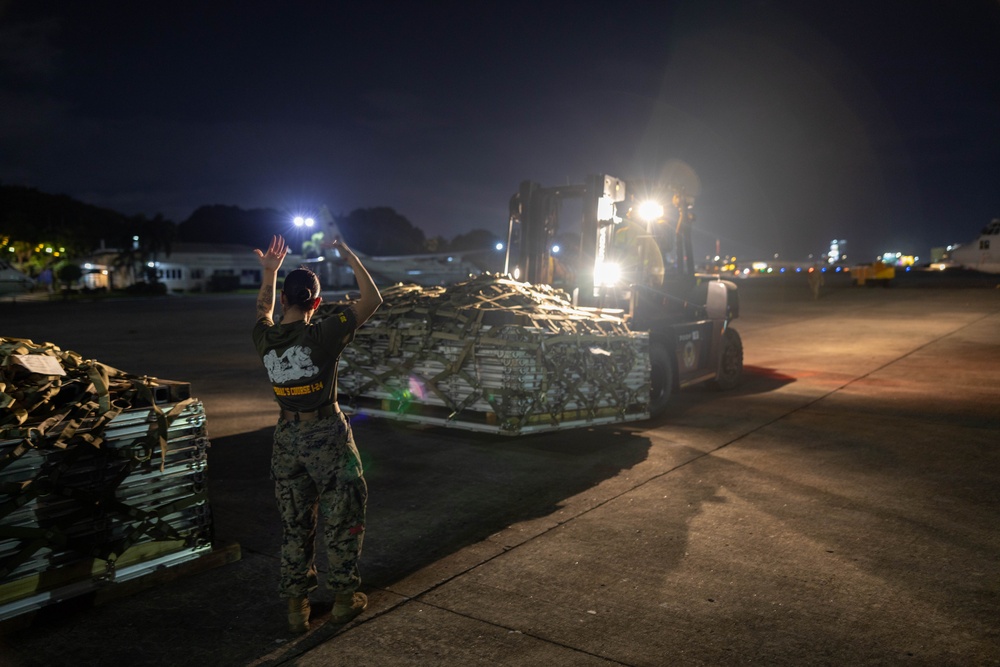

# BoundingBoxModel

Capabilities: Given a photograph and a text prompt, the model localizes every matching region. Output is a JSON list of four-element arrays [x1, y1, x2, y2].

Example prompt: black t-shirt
[[252, 307, 357, 412]]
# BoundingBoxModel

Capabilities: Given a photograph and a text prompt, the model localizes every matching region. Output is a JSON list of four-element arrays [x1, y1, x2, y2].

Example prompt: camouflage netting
[[319, 274, 650, 435], [0, 338, 213, 615]]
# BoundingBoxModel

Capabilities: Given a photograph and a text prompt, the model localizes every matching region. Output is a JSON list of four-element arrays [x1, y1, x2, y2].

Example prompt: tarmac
[[1, 271, 998, 666]]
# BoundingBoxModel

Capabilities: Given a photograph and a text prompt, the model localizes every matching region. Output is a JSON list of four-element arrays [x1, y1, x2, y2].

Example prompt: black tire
[[648, 341, 673, 417], [709, 327, 743, 391]]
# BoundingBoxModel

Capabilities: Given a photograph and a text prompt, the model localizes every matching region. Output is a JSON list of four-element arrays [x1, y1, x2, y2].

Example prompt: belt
[[280, 403, 340, 423]]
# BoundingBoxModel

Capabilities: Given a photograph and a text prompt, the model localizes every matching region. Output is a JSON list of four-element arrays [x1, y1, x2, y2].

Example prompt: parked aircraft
[[317, 206, 485, 286], [947, 218, 1000, 274]]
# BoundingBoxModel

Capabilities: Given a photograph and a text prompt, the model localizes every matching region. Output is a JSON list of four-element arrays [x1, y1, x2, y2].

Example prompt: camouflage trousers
[[270, 411, 367, 598]]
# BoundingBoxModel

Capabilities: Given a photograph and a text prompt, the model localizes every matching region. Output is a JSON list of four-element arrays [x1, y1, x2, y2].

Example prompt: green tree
[[336, 208, 425, 255], [114, 214, 177, 284], [424, 235, 448, 252], [7, 241, 34, 268], [302, 231, 325, 259], [449, 229, 500, 253], [55, 261, 83, 290], [0, 185, 128, 257]]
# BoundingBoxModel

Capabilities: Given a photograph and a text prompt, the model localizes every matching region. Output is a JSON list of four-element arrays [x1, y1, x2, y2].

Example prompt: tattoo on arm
[[257, 284, 273, 319]]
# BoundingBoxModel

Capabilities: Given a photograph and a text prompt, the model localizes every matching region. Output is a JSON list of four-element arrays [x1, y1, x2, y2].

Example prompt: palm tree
[[110, 214, 176, 286]]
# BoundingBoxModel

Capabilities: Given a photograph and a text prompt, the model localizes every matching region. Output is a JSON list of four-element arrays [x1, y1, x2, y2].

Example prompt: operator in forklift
[[612, 187, 704, 292], [612, 202, 667, 291]]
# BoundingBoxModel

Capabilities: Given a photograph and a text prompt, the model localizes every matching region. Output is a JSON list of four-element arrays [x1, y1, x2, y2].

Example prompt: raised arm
[[253, 235, 289, 321], [330, 240, 382, 325]]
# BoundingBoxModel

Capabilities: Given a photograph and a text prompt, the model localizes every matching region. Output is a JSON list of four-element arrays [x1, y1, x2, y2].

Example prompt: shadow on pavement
[[1, 417, 652, 667]]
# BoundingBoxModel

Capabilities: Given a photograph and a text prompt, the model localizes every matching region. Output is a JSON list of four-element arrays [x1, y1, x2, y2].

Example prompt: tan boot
[[331, 591, 367, 624], [287, 596, 311, 633]]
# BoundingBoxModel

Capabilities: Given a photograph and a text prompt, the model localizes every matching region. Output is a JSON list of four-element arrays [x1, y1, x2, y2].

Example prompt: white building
[[80, 243, 314, 293]]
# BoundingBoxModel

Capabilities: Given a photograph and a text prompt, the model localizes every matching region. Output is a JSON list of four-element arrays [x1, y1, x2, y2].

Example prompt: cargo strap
[[0, 336, 205, 577], [319, 276, 646, 433]]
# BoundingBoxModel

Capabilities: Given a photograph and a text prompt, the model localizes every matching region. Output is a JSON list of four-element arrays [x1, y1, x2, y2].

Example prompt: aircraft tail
[[319, 205, 368, 259]]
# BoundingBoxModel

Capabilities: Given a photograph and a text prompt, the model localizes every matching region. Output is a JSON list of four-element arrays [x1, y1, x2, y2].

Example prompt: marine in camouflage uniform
[[252, 234, 382, 632], [269, 393, 367, 597]]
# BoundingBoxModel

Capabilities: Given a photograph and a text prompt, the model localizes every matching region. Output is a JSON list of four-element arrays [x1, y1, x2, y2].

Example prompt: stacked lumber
[[321, 274, 650, 435], [0, 338, 215, 620]]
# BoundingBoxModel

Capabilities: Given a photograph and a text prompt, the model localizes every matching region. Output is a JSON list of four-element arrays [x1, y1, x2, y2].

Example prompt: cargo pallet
[[1, 337, 237, 625]]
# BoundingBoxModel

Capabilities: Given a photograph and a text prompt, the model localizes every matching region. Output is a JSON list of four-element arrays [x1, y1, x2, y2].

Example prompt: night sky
[[2, 0, 998, 263]]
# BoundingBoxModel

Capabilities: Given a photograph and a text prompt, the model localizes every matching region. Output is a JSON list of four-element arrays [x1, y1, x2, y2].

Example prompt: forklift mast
[[505, 173, 699, 313], [505, 175, 630, 306]]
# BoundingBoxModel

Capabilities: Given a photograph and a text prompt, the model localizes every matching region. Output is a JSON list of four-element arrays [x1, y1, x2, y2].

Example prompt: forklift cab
[[504, 173, 743, 416]]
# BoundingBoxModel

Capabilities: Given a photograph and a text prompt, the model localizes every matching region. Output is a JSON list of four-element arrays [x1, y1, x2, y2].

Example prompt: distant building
[[78, 243, 313, 293]]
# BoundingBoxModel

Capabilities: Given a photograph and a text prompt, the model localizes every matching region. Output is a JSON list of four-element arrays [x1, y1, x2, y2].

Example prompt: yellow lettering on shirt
[[273, 381, 324, 396]]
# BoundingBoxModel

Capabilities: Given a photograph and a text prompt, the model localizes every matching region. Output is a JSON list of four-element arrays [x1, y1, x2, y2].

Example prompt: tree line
[[0, 186, 501, 278]]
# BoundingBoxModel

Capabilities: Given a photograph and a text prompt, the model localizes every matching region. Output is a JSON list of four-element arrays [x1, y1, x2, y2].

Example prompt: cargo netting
[[320, 274, 650, 435], [0, 337, 213, 619]]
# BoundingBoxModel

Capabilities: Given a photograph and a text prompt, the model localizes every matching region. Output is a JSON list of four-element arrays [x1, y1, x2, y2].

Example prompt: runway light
[[495, 242, 504, 251]]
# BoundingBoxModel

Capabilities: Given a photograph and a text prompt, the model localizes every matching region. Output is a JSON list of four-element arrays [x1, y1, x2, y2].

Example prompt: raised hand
[[255, 235, 289, 271]]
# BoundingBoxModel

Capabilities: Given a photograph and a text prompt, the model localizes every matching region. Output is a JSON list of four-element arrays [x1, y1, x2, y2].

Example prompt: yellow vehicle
[[852, 260, 895, 287]]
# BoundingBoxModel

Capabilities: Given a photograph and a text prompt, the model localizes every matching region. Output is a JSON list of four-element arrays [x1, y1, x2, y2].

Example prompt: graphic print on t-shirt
[[262, 345, 319, 383]]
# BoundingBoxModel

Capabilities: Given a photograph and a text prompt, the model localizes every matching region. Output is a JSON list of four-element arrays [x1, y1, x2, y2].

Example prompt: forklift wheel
[[710, 327, 743, 391], [648, 342, 674, 417]]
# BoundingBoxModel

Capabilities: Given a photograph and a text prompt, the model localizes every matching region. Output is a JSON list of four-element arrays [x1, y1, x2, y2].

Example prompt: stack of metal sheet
[[322, 274, 650, 435], [0, 337, 214, 620]]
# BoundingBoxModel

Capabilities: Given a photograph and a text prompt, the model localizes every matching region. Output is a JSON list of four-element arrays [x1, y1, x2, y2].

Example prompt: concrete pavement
[[1, 273, 998, 666]]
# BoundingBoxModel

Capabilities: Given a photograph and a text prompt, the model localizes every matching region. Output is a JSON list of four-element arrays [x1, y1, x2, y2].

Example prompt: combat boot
[[287, 596, 311, 633], [332, 591, 367, 624]]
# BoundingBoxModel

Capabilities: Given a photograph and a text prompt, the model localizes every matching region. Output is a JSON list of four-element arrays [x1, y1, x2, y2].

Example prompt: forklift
[[503, 174, 743, 416]]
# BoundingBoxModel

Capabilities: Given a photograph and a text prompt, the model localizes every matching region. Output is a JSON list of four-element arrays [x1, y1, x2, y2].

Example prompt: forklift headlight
[[637, 200, 664, 222], [594, 261, 622, 287]]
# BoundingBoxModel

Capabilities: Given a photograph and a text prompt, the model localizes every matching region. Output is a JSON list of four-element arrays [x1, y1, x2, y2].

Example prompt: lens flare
[[408, 376, 426, 400]]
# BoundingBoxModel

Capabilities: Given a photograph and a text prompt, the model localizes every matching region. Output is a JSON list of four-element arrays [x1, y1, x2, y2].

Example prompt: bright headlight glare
[[638, 200, 664, 221], [595, 261, 622, 287]]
